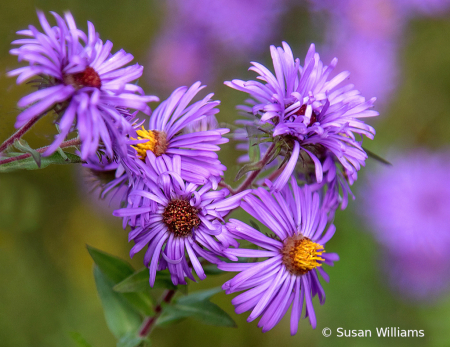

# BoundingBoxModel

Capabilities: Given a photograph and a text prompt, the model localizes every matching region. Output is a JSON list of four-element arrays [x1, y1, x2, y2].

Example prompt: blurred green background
[[1, 1, 450, 346]]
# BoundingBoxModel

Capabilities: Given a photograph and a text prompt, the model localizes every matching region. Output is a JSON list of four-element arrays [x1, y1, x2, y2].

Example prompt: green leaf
[[246, 126, 261, 163], [363, 147, 392, 166], [248, 141, 260, 163], [114, 268, 150, 293], [248, 219, 260, 231], [234, 162, 261, 181], [88, 246, 154, 316], [177, 287, 223, 305], [69, 332, 93, 347], [153, 271, 178, 290], [202, 264, 224, 275], [155, 308, 187, 327], [87, 245, 134, 283], [117, 332, 150, 347], [158, 301, 236, 328], [265, 143, 282, 165], [0, 151, 82, 173], [14, 139, 41, 167], [114, 269, 177, 293], [93, 266, 142, 339]]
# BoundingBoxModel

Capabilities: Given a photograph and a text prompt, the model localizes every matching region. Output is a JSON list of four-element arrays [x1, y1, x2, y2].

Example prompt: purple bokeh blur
[[361, 150, 450, 301]]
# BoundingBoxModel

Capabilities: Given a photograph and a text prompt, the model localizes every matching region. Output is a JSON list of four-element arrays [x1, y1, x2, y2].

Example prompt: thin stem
[[233, 143, 276, 194], [0, 114, 43, 153], [139, 289, 176, 337], [265, 165, 285, 182], [0, 138, 81, 166], [218, 181, 234, 191]]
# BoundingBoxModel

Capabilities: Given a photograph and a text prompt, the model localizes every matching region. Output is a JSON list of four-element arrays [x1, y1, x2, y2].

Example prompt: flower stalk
[[0, 137, 81, 166], [139, 289, 176, 337]]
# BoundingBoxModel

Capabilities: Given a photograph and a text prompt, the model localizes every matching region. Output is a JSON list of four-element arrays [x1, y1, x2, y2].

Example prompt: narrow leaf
[[235, 162, 261, 181], [202, 264, 224, 275], [246, 126, 261, 163], [177, 287, 223, 305], [158, 301, 236, 328], [0, 151, 82, 173], [93, 266, 142, 339], [265, 143, 282, 165], [14, 139, 41, 167], [248, 219, 260, 231], [363, 147, 392, 166], [114, 269, 177, 293]]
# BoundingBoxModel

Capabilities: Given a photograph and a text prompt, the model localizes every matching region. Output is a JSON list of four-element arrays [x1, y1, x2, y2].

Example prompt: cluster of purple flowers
[[7, 11, 378, 336]]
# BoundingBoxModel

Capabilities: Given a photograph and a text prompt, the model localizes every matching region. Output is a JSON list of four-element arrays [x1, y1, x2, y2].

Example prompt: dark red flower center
[[162, 199, 200, 237], [64, 67, 102, 89], [293, 104, 318, 127]]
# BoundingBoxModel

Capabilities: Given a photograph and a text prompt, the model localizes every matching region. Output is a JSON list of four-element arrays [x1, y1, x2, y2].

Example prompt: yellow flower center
[[131, 127, 168, 160], [281, 234, 325, 275]]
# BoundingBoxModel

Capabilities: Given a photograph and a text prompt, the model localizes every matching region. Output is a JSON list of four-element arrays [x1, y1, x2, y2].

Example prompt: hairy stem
[[0, 114, 43, 153], [0, 138, 81, 166], [139, 289, 176, 337], [232, 143, 276, 194]]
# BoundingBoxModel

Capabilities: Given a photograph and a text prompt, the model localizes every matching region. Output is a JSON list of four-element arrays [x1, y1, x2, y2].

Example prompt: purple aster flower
[[8, 11, 158, 160], [113, 154, 250, 286], [361, 150, 450, 300], [123, 82, 229, 187], [226, 42, 378, 191], [220, 177, 339, 334]]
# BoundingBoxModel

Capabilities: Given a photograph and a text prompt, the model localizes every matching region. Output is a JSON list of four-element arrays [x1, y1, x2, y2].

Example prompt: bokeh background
[[1, 0, 450, 346]]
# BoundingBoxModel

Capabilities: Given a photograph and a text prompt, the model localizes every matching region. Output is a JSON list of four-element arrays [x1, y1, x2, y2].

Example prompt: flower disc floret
[[282, 235, 325, 276], [131, 127, 168, 159], [162, 199, 200, 237]]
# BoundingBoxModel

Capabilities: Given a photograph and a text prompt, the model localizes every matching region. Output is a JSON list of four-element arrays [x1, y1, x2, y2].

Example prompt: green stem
[[0, 138, 81, 166]]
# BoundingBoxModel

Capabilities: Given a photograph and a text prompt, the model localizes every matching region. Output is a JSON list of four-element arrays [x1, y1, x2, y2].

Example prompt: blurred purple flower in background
[[147, 0, 288, 91], [313, 0, 450, 109], [147, 27, 213, 92], [313, 0, 403, 108], [398, 0, 450, 17], [361, 150, 450, 300]]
